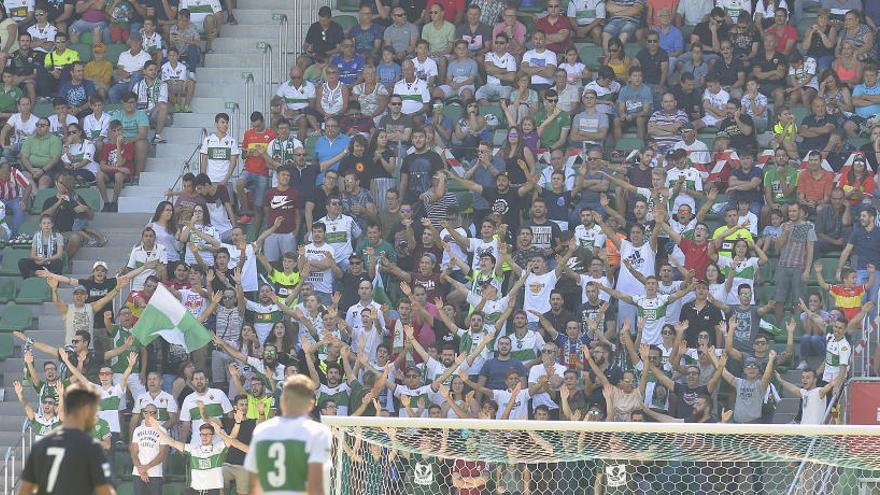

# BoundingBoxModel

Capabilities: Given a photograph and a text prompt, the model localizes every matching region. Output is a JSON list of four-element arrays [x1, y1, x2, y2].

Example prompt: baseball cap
[[92, 261, 108, 271], [73, 285, 88, 294], [318, 6, 332, 17], [92, 43, 107, 54], [744, 358, 759, 369], [681, 123, 695, 132]]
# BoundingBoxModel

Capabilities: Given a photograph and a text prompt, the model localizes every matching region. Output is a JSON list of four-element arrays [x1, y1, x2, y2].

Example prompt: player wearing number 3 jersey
[[19, 384, 116, 495], [245, 374, 332, 495]]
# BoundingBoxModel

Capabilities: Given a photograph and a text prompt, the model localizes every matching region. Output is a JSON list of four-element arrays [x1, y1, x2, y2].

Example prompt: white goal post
[[323, 417, 880, 495]]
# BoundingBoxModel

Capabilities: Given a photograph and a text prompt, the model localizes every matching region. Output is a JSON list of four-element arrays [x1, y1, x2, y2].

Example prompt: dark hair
[[63, 384, 101, 416]]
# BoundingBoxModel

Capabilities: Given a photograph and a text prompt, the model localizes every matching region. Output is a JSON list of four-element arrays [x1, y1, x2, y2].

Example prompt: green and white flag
[[131, 284, 212, 352]]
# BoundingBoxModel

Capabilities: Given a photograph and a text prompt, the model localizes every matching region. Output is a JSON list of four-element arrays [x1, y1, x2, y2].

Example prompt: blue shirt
[[848, 224, 880, 270], [348, 23, 384, 57], [111, 109, 148, 140], [331, 53, 366, 85], [57, 80, 96, 108], [376, 62, 402, 87], [314, 133, 351, 185], [854, 82, 880, 119], [655, 25, 684, 55], [618, 83, 653, 115], [468, 157, 506, 211]]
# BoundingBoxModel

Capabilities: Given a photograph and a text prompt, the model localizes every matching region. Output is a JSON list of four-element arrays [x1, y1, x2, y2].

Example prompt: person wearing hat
[[45, 275, 124, 344], [84, 44, 112, 97]]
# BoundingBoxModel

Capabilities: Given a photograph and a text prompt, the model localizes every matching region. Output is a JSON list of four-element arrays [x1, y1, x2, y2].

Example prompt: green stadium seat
[[517, 15, 535, 34], [29, 187, 56, 214], [791, 105, 810, 125], [70, 43, 93, 62], [808, 259, 839, 286], [624, 44, 640, 58], [32, 101, 53, 118], [105, 103, 123, 114], [579, 45, 604, 71], [304, 135, 320, 161], [0, 334, 13, 359], [0, 278, 15, 303], [443, 103, 463, 123], [615, 136, 644, 152], [0, 303, 33, 332], [520, 0, 545, 13], [17, 217, 40, 237], [758, 261, 775, 286], [77, 187, 103, 212], [336, 0, 360, 12], [15, 277, 51, 304], [333, 15, 358, 32], [0, 248, 30, 276], [756, 285, 775, 306], [105, 43, 128, 65]]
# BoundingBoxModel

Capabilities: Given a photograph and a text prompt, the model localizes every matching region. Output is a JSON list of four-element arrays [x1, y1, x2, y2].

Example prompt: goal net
[[322, 417, 880, 495]]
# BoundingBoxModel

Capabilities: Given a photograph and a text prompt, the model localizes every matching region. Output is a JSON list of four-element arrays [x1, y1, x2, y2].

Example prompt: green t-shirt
[[111, 109, 149, 139], [421, 21, 455, 53], [0, 86, 23, 112], [763, 165, 800, 204], [535, 109, 572, 148], [356, 240, 397, 264], [107, 325, 141, 373], [90, 417, 111, 442], [21, 133, 63, 168]]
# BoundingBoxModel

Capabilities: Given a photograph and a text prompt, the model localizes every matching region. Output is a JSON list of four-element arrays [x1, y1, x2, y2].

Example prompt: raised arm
[[145, 415, 185, 452], [761, 350, 777, 391], [13, 381, 35, 421]]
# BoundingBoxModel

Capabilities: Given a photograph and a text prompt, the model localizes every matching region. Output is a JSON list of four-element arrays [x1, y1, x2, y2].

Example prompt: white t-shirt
[[220, 242, 257, 292], [492, 388, 531, 419], [178, 0, 222, 24], [393, 78, 431, 115], [616, 240, 655, 298], [701, 88, 730, 126], [315, 214, 362, 264], [5, 0, 34, 22], [573, 223, 605, 251], [131, 424, 167, 477], [127, 243, 168, 291], [467, 237, 499, 273], [302, 242, 335, 294], [133, 390, 179, 422], [528, 362, 565, 410], [484, 51, 517, 86], [411, 56, 439, 82], [26, 23, 56, 53], [276, 80, 316, 111], [83, 112, 111, 143], [666, 167, 703, 212], [61, 140, 99, 175], [244, 415, 333, 495], [672, 138, 711, 167], [524, 271, 559, 322], [48, 114, 77, 136], [800, 387, 826, 425], [98, 383, 126, 433], [632, 294, 672, 345], [179, 389, 233, 444], [200, 133, 241, 184], [183, 441, 227, 490], [161, 60, 191, 83], [522, 49, 557, 86], [7, 113, 38, 145], [116, 49, 153, 75], [823, 334, 851, 383], [579, 273, 611, 303]]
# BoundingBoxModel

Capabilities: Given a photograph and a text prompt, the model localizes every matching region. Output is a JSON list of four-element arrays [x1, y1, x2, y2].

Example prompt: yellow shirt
[[44, 48, 80, 71], [85, 59, 113, 87]]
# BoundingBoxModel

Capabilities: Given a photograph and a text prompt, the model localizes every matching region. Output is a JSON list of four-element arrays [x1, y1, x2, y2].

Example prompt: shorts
[[70, 168, 96, 184], [603, 17, 639, 37], [474, 84, 513, 101], [72, 218, 89, 231], [222, 464, 251, 494], [148, 105, 168, 127], [239, 171, 269, 207], [774, 265, 805, 304], [262, 231, 297, 262], [438, 84, 475, 99]]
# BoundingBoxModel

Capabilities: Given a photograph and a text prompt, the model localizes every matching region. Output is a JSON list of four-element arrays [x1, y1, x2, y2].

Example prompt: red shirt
[[454, 460, 487, 495], [426, 0, 464, 23], [0, 167, 29, 200], [99, 142, 135, 175], [798, 170, 834, 204], [766, 24, 798, 54], [679, 237, 710, 280], [535, 15, 572, 53], [263, 186, 300, 233], [242, 128, 277, 176]]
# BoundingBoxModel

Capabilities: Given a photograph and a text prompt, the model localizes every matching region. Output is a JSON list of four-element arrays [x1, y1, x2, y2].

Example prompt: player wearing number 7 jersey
[[19, 384, 116, 495], [245, 374, 332, 495]]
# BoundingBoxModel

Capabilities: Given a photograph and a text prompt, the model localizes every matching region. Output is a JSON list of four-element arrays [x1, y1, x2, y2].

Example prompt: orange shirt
[[797, 170, 834, 204], [605, 233, 627, 267], [829, 284, 866, 322], [242, 128, 276, 176]]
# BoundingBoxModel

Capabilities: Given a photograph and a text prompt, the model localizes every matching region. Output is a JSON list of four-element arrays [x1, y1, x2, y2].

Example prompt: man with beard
[[179, 370, 233, 444], [644, 346, 726, 419], [131, 371, 178, 438], [477, 335, 527, 392], [399, 128, 443, 206], [212, 335, 286, 384]]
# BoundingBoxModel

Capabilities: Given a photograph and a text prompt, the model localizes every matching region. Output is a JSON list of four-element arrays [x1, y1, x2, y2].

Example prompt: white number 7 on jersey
[[46, 447, 66, 492]]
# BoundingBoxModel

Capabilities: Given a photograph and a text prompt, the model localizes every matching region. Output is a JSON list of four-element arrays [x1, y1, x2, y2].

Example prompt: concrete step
[[86, 213, 150, 230], [221, 25, 286, 39], [118, 196, 168, 213], [170, 112, 218, 128], [195, 83, 261, 98], [119, 186, 172, 198], [211, 37, 273, 54], [139, 170, 183, 187], [205, 53, 266, 68], [154, 143, 199, 159], [195, 67, 262, 84], [235, 0, 298, 11], [163, 126, 209, 143], [224, 9, 279, 23]]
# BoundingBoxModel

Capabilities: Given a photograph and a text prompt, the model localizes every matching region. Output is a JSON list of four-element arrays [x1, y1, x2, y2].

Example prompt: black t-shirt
[[716, 57, 745, 86], [221, 417, 256, 465], [288, 165, 322, 202], [800, 113, 836, 151], [10, 49, 37, 77], [400, 150, 444, 204], [340, 272, 371, 310], [307, 187, 335, 222], [692, 22, 729, 54], [756, 52, 786, 85], [717, 115, 757, 150], [481, 186, 523, 228], [635, 48, 669, 85], [81, 277, 117, 330], [42, 195, 82, 233], [305, 21, 344, 58], [672, 86, 702, 118], [339, 154, 376, 189], [524, 219, 562, 252], [67, 350, 105, 384], [679, 301, 724, 347], [22, 427, 110, 494], [673, 382, 710, 419], [45, 0, 74, 22]]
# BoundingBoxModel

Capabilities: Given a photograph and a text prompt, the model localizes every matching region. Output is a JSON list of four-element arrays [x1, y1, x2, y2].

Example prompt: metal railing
[[274, 13, 290, 89], [166, 127, 209, 193], [242, 71, 256, 128], [3, 420, 32, 495], [226, 101, 241, 145], [288, 0, 332, 59], [257, 42, 273, 117]]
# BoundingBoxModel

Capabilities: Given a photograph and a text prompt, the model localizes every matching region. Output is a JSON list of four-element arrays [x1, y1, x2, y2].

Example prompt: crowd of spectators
[[8, 0, 880, 493]]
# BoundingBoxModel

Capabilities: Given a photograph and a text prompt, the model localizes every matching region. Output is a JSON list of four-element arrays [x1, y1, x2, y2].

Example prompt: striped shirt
[[0, 167, 29, 199], [648, 109, 689, 152]]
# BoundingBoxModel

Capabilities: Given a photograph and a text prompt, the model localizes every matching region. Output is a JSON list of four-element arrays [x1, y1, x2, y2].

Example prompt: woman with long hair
[[817, 69, 858, 137], [177, 203, 219, 267], [339, 134, 374, 188], [501, 71, 538, 126], [149, 200, 181, 273], [838, 153, 876, 210], [19, 214, 63, 278], [263, 321, 295, 365], [718, 238, 769, 305], [832, 40, 863, 88], [498, 126, 535, 186], [366, 128, 396, 212]]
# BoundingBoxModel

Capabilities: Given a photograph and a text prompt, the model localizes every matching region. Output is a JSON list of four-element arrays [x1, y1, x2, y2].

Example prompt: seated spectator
[[84, 43, 113, 100], [786, 52, 818, 107], [614, 67, 652, 142], [60, 122, 98, 187], [331, 36, 366, 86], [814, 187, 852, 256], [568, 0, 606, 45], [603, 36, 633, 81], [798, 97, 843, 156], [108, 34, 151, 103], [602, 0, 645, 53], [671, 41, 709, 88], [439, 40, 479, 101], [18, 214, 63, 278], [20, 116, 62, 190], [570, 89, 609, 149], [58, 61, 96, 119], [111, 91, 149, 175], [764, 7, 798, 56], [838, 153, 875, 211], [169, 10, 201, 76], [96, 119, 133, 212], [832, 40, 863, 89], [769, 106, 799, 158], [636, 31, 669, 94], [716, 41, 746, 97], [693, 73, 728, 130], [475, 33, 516, 104], [853, 63, 880, 120], [0, 96, 38, 162], [716, 98, 757, 151], [350, 6, 383, 62], [816, 70, 857, 137], [41, 172, 90, 258], [384, 7, 418, 62], [304, 6, 343, 60], [837, 10, 875, 63], [647, 92, 688, 153], [803, 8, 837, 73], [797, 150, 834, 211], [9, 32, 38, 102]]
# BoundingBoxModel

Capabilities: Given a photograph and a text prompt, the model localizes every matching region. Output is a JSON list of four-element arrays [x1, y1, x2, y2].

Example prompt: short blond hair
[[283, 374, 317, 403]]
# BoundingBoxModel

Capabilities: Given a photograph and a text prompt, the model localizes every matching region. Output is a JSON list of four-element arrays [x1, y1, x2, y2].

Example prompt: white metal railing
[[241, 71, 256, 126], [288, 0, 332, 60], [3, 420, 32, 495], [257, 42, 273, 118], [273, 13, 290, 92]]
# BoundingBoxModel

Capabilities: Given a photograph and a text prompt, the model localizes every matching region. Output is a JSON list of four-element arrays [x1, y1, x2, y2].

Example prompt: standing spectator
[[837, 207, 880, 315], [774, 202, 816, 323], [0, 159, 30, 236]]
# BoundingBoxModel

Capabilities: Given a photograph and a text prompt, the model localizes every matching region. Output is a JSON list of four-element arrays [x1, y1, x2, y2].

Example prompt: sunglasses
[[394, 12, 405, 17]]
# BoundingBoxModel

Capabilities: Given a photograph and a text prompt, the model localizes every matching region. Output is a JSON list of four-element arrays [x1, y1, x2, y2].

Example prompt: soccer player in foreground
[[18, 384, 116, 495], [245, 374, 332, 495]]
